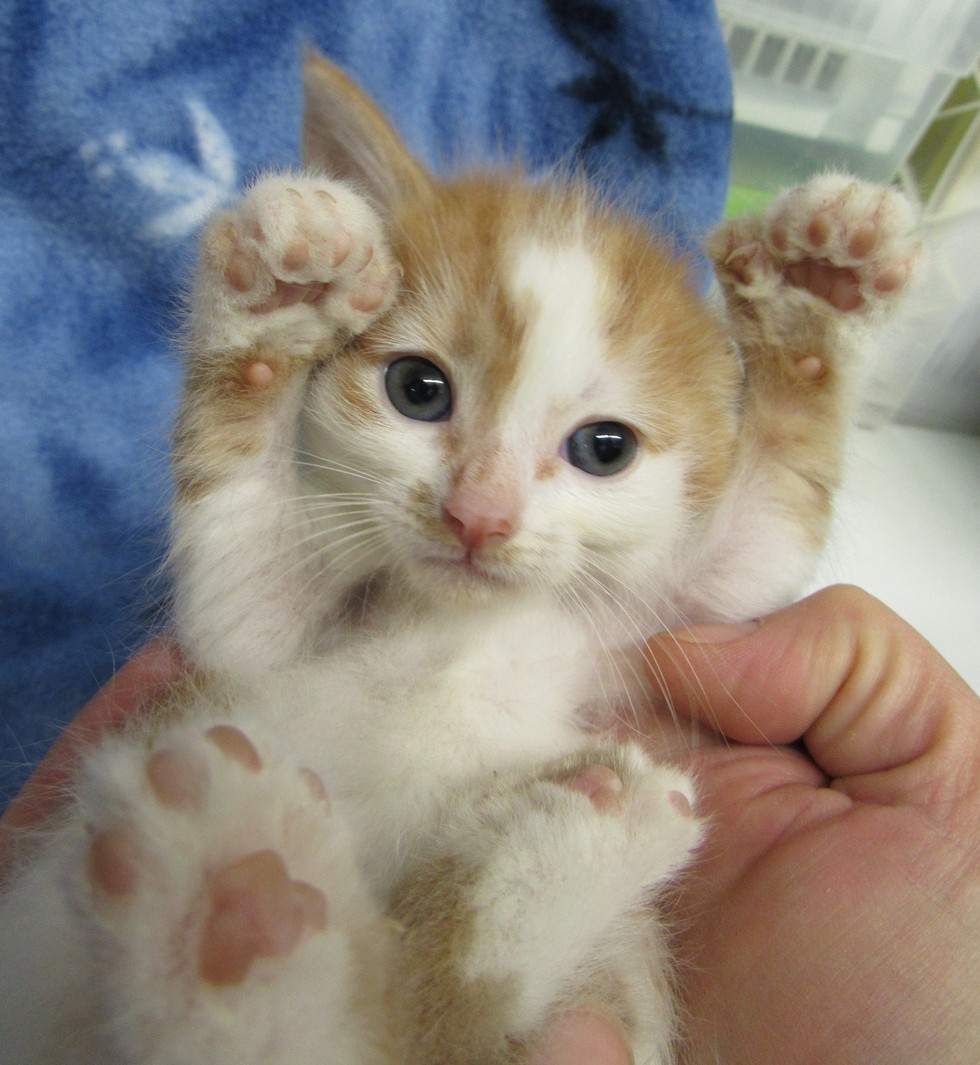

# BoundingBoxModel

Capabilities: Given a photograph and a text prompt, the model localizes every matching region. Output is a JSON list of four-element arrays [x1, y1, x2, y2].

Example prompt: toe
[[564, 765, 626, 813], [206, 726, 262, 772], [147, 748, 209, 810], [89, 825, 141, 898]]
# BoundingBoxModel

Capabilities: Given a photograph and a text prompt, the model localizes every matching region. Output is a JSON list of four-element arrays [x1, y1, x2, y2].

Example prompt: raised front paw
[[193, 173, 399, 355], [78, 725, 396, 1064], [711, 175, 919, 314]]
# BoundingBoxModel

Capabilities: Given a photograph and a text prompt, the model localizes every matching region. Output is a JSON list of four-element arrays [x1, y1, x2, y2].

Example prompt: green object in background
[[907, 73, 980, 206], [724, 184, 775, 217]]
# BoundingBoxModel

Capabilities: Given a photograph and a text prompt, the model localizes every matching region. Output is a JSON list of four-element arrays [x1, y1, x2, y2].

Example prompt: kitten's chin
[[402, 555, 524, 606]]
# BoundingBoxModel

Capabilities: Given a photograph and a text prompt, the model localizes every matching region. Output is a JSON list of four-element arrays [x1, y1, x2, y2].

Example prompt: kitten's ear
[[302, 52, 434, 212]]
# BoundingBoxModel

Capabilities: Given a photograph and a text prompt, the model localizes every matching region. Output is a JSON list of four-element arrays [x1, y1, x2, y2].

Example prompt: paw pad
[[84, 725, 340, 990], [147, 747, 209, 810], [766, 177, 918, 311], [200, 850, 328, 986], [712, 176, 919, 316], [561, 764, 626, 813], [89, 825, 141, 898], [210, 175, 396, 321], [205, 725, 262, 771]]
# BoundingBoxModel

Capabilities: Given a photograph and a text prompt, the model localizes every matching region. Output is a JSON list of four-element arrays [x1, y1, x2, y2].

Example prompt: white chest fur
[[215, 599, 604, 892]]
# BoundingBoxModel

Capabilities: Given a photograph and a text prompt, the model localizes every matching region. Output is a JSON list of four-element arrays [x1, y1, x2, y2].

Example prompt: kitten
[[0, 55, 918, 1065]]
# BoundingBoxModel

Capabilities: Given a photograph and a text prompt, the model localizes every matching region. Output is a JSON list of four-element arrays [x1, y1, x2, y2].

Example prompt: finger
[[530, 1010, 631, 1065], [644, 585, 979, 808], [2, 640, 181, 831]]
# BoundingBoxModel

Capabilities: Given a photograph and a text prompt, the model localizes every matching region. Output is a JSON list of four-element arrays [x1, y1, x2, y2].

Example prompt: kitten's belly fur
[[202, 600, 605, 893]]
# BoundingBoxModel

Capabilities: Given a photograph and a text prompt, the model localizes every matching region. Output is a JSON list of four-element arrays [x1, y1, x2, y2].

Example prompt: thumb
[[2, 639, 181, 832], [644, 585, 978, 808]]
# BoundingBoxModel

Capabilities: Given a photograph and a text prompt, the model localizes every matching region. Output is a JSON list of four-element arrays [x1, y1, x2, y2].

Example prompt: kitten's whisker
[[569, 569, 656, 740], [294, 453, 389, 488], [309, 530, 388, 594], [269, 508, 378, 553], [554, 583, 625, 728], [290, 529, 389, 608], [581, 561, 753, 752], [230, 506, 383, 608], [262, 516, 388, 609], [571, 560, 707, 752]]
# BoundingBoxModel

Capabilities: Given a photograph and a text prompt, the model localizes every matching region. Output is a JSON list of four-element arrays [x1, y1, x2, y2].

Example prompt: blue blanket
[[0, 0, 732, 809]]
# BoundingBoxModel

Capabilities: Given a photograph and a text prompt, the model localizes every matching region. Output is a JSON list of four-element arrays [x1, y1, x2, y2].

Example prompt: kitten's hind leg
[[172, 176, 399, 673], [76, 724, 402, 1065], [393, 745, 701, 1065]]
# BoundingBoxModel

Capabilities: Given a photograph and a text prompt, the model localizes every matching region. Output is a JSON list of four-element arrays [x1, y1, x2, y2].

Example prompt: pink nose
[[442, 490, 518, 554]]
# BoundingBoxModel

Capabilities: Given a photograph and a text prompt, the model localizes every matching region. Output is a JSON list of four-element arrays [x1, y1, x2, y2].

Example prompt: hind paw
[[75, 725, 393, 1063], [84, 726, 339, 986]]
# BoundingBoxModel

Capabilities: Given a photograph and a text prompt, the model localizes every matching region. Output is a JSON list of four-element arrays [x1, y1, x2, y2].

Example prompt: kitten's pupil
[[385, 356, 452, 422], [567, 422, 637, 477]]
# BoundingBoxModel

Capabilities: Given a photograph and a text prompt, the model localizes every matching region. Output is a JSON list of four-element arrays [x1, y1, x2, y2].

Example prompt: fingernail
[[670, 620, 760, 644]]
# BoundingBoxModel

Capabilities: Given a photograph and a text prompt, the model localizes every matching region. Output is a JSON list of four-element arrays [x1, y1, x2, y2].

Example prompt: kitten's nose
[[442, 489, 518, 554]]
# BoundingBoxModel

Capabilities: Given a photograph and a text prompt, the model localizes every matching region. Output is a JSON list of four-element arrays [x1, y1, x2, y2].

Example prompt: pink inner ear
[[442, 482, 523, 554]]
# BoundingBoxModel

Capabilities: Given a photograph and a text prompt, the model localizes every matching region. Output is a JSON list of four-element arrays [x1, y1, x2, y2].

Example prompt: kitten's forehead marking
[[506, 239, 607, 416]]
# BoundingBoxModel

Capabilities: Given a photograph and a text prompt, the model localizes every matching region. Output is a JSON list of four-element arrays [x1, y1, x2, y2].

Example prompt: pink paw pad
[[199, 850, 328, 986], [767, 178, 918, 312], [666, 789, 693, 818], [213, 176, 395, 323], [146, 747, 209, 810], [242, 360, 276, 389], [784, 259, 863, 312], [205, 724, 263, 771], [88, 825, 141, 898], [563, 764, 626, 813]]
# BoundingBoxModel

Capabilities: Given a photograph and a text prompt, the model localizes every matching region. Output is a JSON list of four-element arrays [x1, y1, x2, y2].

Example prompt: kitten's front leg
[[172, 175, 398, 673], [393, 745, 701, 1065], [692, 177, 920, 618]]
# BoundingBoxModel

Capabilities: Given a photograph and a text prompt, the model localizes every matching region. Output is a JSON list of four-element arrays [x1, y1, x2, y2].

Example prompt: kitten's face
[[301, 178, 741, 616]]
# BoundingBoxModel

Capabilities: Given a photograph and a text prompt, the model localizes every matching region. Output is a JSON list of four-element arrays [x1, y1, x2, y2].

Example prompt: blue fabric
[[0, 0, 732, 808]]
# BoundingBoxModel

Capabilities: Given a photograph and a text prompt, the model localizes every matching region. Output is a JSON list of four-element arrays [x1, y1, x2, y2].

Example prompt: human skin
[[0, 640, 180, 885], [649, 585, 980, 1064], [2, 586, 978, 1063]]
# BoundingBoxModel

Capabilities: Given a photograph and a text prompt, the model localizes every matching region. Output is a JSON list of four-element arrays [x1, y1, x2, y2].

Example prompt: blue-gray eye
[[566, 422, 637, 476], [385, 356, 452, 422]]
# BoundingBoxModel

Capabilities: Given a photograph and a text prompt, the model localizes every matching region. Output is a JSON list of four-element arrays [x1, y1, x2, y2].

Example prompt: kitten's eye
[[566, 422, 637, 477], [384, 356, 452, 422]]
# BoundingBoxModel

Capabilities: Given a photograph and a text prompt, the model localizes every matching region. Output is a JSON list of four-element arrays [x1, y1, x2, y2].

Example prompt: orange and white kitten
[[0, 57, 918, 1065]]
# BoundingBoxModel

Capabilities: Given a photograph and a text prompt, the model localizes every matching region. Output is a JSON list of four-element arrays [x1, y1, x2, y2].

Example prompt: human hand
[[641, 584, 980, 1064], [0, 640, 181, 884], [4, 588, 977, 1064]]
